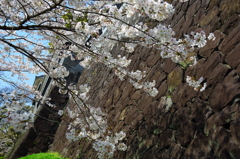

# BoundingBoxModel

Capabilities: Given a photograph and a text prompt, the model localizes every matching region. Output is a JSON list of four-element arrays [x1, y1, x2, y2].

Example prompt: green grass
[[18, 152, 68, 159]]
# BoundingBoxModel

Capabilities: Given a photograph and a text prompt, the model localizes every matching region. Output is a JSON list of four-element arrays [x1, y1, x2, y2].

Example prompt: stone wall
[[13, 0, 240, 158]]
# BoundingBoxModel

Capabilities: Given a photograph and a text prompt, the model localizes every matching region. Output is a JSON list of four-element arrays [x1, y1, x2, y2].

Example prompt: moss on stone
[[167, 67, 183, 93]]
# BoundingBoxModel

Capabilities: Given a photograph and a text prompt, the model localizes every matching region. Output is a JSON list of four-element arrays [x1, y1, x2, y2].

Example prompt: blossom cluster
[[0, 136, 13, 156], [93, 131, 127, 159], [63, 84, 108, 141], [57, 84, 127, 158], [49, 66, 70, 79], [71, 0, 215, 94], [186, 76, 207, 92], [142, 0, 175, 21], [128, 70, 159, 97], [158, 30, 216, 66], [0, 90, 35, 132]]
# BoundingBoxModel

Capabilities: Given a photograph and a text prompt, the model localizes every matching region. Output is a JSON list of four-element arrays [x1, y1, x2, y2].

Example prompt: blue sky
[[0, 31, 47, 89], [0, 71, 37, 88]]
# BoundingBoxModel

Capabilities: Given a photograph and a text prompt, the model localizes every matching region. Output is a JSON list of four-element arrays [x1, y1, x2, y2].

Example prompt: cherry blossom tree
[[0, 0, 215, 158]]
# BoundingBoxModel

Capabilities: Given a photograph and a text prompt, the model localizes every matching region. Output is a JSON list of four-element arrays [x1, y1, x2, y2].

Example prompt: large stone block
[[225, 43, 240, 69]]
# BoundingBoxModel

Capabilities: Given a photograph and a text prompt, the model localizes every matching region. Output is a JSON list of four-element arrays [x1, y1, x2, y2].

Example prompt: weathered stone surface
[[172, 15, 185, 38], [131, 90, 141, 100], [196, 51, 224, 79], [172, 10, 184, 26], [207, 63, 229, 85], [204, 110, 231, 136], [157, 80, 168, 98], [160, 143, 184, 159], [14, 146, 28, 156], [171, 107, 190, 129], [187, 0, 201, 17], [168, 143, 184, 159], [171, 84, 198, 108], [48, 114, 59, 126], [25, 128, 38, 141], [113, 121, 125, 132], [183, 133, 211, 159], [146, 50, 160, 67], [138, 93, 153, 111], [34, 120, 52, 132], [219, 23, 240, 55], [220, 146, 240, 159], [220, 0, 240, 22], [225, 43, 240, 69], [158, 129, 175, 149], [219, 0, 228, 11], [236, 65, 240, 75], [221, 13, 240, 34], [193, 8, 206, 25], [200, 6, 220, 27], [230, 118, 240, 147], [210, 126, 232, 156], [182, 14, 193, 35], [199, 31, 225, 57], [124, 106, 139, 126], [154, 71, 167, 88], [201, 0, 210, 8], [151, 112, 171, 134], [189, 98, 213, 128], [176, 121, 197, 147], [162, 58, 177, 74], [121, 82, 134, 99], [208, 0, 220, 11], [209, 71, 240, 112]]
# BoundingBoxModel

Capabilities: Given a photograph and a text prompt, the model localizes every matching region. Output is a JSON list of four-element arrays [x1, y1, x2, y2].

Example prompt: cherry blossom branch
[[19, 0, 64, 26]]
